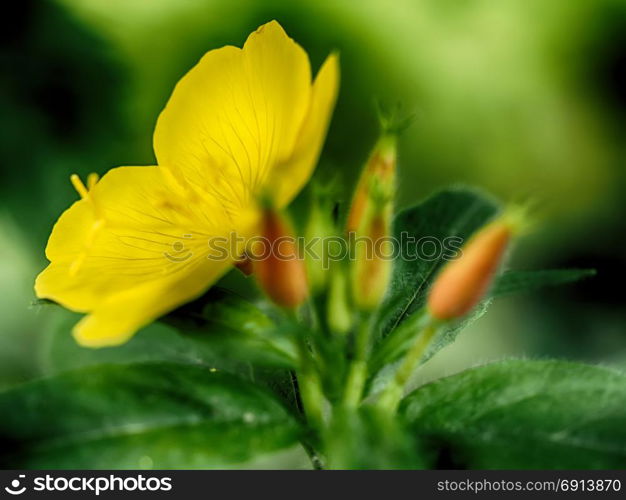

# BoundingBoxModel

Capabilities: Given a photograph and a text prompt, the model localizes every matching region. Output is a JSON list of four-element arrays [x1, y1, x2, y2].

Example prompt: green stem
[[298, 369, 325, 429], [343, 314, 373, 407], [295, 335, 325, 429], [283, 306, 326, 429], [376, 320, 439, 413]]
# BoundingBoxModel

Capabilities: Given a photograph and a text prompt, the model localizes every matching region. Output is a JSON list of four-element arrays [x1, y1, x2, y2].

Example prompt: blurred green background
[[1, 0, 625, 392]]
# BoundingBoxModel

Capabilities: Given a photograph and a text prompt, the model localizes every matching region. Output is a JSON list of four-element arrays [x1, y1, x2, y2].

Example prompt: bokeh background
[[1, 0, 624, 400]]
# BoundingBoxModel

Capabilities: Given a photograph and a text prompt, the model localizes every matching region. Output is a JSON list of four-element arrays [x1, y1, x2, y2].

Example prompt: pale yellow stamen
[[71, 173, 100, 199], [87, 172, 100, 190], [71, 173, 103, 216], [70, 174, 89, 199], [68, 174, 105, 277]]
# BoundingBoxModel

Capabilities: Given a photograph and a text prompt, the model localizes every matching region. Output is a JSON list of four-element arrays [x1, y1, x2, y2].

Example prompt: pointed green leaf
[[0, 362, 300, 469], [378, 187, 500, 337], [371, 269, 595, 376]]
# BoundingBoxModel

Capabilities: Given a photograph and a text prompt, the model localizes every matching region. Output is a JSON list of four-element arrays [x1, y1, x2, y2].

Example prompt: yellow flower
[[35, 21, 339, 347]]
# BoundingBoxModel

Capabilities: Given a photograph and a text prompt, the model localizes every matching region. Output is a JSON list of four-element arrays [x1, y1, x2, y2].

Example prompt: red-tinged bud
[[351, 201, 394, 311], [427, 216, 514, 320], [346, 134, 396, 234], [252, 208, 308, 309]]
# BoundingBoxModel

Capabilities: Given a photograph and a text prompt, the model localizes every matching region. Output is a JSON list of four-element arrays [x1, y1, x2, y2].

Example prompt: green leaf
[[492, 268, 596, 296], [368, 187, 498, 386], [0, 362, 301, 469], [401, 360, 626, 469], [40, 310, 221, 373], [377, 187, 500, 337], [40, 291, 302, 419]]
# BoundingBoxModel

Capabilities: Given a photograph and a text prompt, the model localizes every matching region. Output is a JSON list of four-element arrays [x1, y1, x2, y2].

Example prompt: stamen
[[87, 172, 99, 190], [70, 174, 89, 199], [71, 172, 105, 220], [68, 175, 105, 276]]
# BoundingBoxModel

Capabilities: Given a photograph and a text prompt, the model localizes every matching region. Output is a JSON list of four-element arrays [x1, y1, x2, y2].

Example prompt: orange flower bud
[[427, 217, 513, 320], [253, 209, 308, 309], [346, 134, 396, 234]]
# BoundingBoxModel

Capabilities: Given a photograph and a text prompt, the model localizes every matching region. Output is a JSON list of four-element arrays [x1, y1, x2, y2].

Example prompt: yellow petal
[[269, 53, 340, 207], [72, 256, 232, 347], [36, 166, 245, 345], [153, 21, 312, 208]]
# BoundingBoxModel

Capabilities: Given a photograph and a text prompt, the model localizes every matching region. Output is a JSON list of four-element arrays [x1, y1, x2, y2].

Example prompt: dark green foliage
[[401, 360, 626, 469]]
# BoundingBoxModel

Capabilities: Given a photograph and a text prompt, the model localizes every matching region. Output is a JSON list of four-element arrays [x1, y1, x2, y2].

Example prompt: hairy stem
[[343, 314, 373, 407], [294, 330, 326, 429], [376, 321, 439, 412]]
